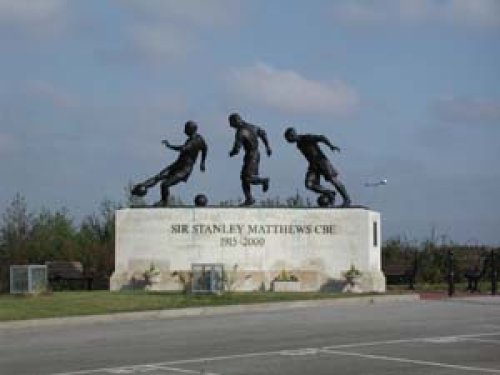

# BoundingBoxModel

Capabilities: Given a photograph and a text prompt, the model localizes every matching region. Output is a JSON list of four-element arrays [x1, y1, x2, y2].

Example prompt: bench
[[45, 261, 94, 290], [383, 260, 417, 290], [463, 256, 488, 293]]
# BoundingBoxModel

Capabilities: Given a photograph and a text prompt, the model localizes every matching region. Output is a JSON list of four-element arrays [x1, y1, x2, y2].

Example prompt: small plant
[[143, 263, 160, 281], [222, 264, 239, 292], [171, 270, 193, 293], [343, 264, 362, 284], [273, 269, 299, 282]]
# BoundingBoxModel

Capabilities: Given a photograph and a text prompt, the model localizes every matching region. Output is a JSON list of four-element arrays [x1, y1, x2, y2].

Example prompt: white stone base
[[111, 207, 385, 293]]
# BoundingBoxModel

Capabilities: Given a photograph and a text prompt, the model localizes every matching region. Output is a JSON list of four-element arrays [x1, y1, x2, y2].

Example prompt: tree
[[0, 193, 32, 264], [77, 199, 121, 278], [286, 191, 305, 207], [0, 194, 33, 291], [28, 207, 78, 264]]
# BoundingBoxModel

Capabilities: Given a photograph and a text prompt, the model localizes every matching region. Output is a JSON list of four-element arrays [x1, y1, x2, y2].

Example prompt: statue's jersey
[[173, 134, 207, 170], [234, 124, 263, 178], [234, 125, 261, 153], [296, 135, 328, 166]]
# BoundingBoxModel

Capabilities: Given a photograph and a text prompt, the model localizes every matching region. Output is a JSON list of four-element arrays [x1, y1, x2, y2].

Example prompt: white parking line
[[323, 331, 500, 349], [52, 331, 500, 375], [279, 348, 320, 356], [321, 349, 500, 373], [95, 365, 220, 375], [154, 366, 221, 375], [53, 352, 276, 375], [421, 337, 464, 343], [463, 338, 500, 345]]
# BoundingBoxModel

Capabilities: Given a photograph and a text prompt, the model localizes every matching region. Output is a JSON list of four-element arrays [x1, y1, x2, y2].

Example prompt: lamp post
[[447, 249, 455, 297], [491, 249, 497, 296]]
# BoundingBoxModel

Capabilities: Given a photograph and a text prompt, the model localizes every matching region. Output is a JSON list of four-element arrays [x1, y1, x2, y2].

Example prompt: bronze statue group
[[131, 113, 351, 208]]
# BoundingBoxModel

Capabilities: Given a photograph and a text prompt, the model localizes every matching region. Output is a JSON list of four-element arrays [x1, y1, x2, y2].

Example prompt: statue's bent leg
[[159, 171, 186, 206], [240, 155, 261, 205], [328, 177, 351, 207], [305, 170, 335, 203], [132, 166, 171, 197], [248, 176, 270, 192], [141, 175, 160, 189], [243, 152, 268, 194], [240, 178, 255, 206]]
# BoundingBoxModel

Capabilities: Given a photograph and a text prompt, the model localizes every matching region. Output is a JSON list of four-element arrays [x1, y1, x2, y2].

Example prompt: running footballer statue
[[228, 113, 272, 206], [284, 127, 351, 207]]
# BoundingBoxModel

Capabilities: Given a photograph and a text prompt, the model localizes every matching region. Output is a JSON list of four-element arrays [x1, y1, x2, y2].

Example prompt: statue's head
[[228, 112, 242, 128], [184, 120, 197, 136], [284, 127, 298, 143]]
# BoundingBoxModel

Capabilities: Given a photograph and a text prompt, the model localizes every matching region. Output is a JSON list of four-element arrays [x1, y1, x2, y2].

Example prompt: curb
[[0, 294, 419, 330], [418, 291, 498, 300]]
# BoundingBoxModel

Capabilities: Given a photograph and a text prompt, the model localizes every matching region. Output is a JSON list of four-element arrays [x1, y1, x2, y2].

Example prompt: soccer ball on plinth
[[131, 184, 147, 197], [317, 193, 334, 207], [194, 194, 208, 207]]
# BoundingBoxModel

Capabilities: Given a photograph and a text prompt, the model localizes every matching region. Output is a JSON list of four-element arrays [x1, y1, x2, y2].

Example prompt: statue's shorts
[[307, 159, 338, 180], [241, 151, 260, 180], [158, 163, 193, 184]]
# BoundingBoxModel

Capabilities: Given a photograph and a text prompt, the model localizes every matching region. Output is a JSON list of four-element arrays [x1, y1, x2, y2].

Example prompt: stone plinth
[[272, 281, 302, 292], [110, 207, 385, 293]]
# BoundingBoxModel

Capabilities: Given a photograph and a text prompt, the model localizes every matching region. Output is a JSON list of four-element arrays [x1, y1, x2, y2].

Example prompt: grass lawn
[[0, 290, 380, 322], [2, 283, 484, 322]]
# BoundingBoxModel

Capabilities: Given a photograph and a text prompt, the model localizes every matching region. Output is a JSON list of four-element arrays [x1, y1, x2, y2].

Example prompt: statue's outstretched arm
[[317, 135, 340, 152], [162, 139, 183, 152]]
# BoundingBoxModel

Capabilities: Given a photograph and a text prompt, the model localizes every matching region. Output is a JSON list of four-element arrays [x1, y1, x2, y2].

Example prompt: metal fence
[[191, 263, 224, 294], [10, 265, 48, 294]]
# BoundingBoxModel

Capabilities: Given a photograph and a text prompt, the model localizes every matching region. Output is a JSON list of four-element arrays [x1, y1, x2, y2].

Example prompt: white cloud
[[433, 96, 500, 124], [128, 24, 192, 62], [332, 0, 500, 28], [0, 0, 67, 35], [227, 63, 360, 117], [113, 0, 241, 63]]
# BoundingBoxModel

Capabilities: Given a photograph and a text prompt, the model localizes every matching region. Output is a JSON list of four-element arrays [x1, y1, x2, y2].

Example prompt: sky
[[0, 0, 499, 245]]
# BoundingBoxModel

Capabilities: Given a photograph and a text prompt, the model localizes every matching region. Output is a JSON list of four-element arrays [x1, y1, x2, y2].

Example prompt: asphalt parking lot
[[1, 296, 500, 375]]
